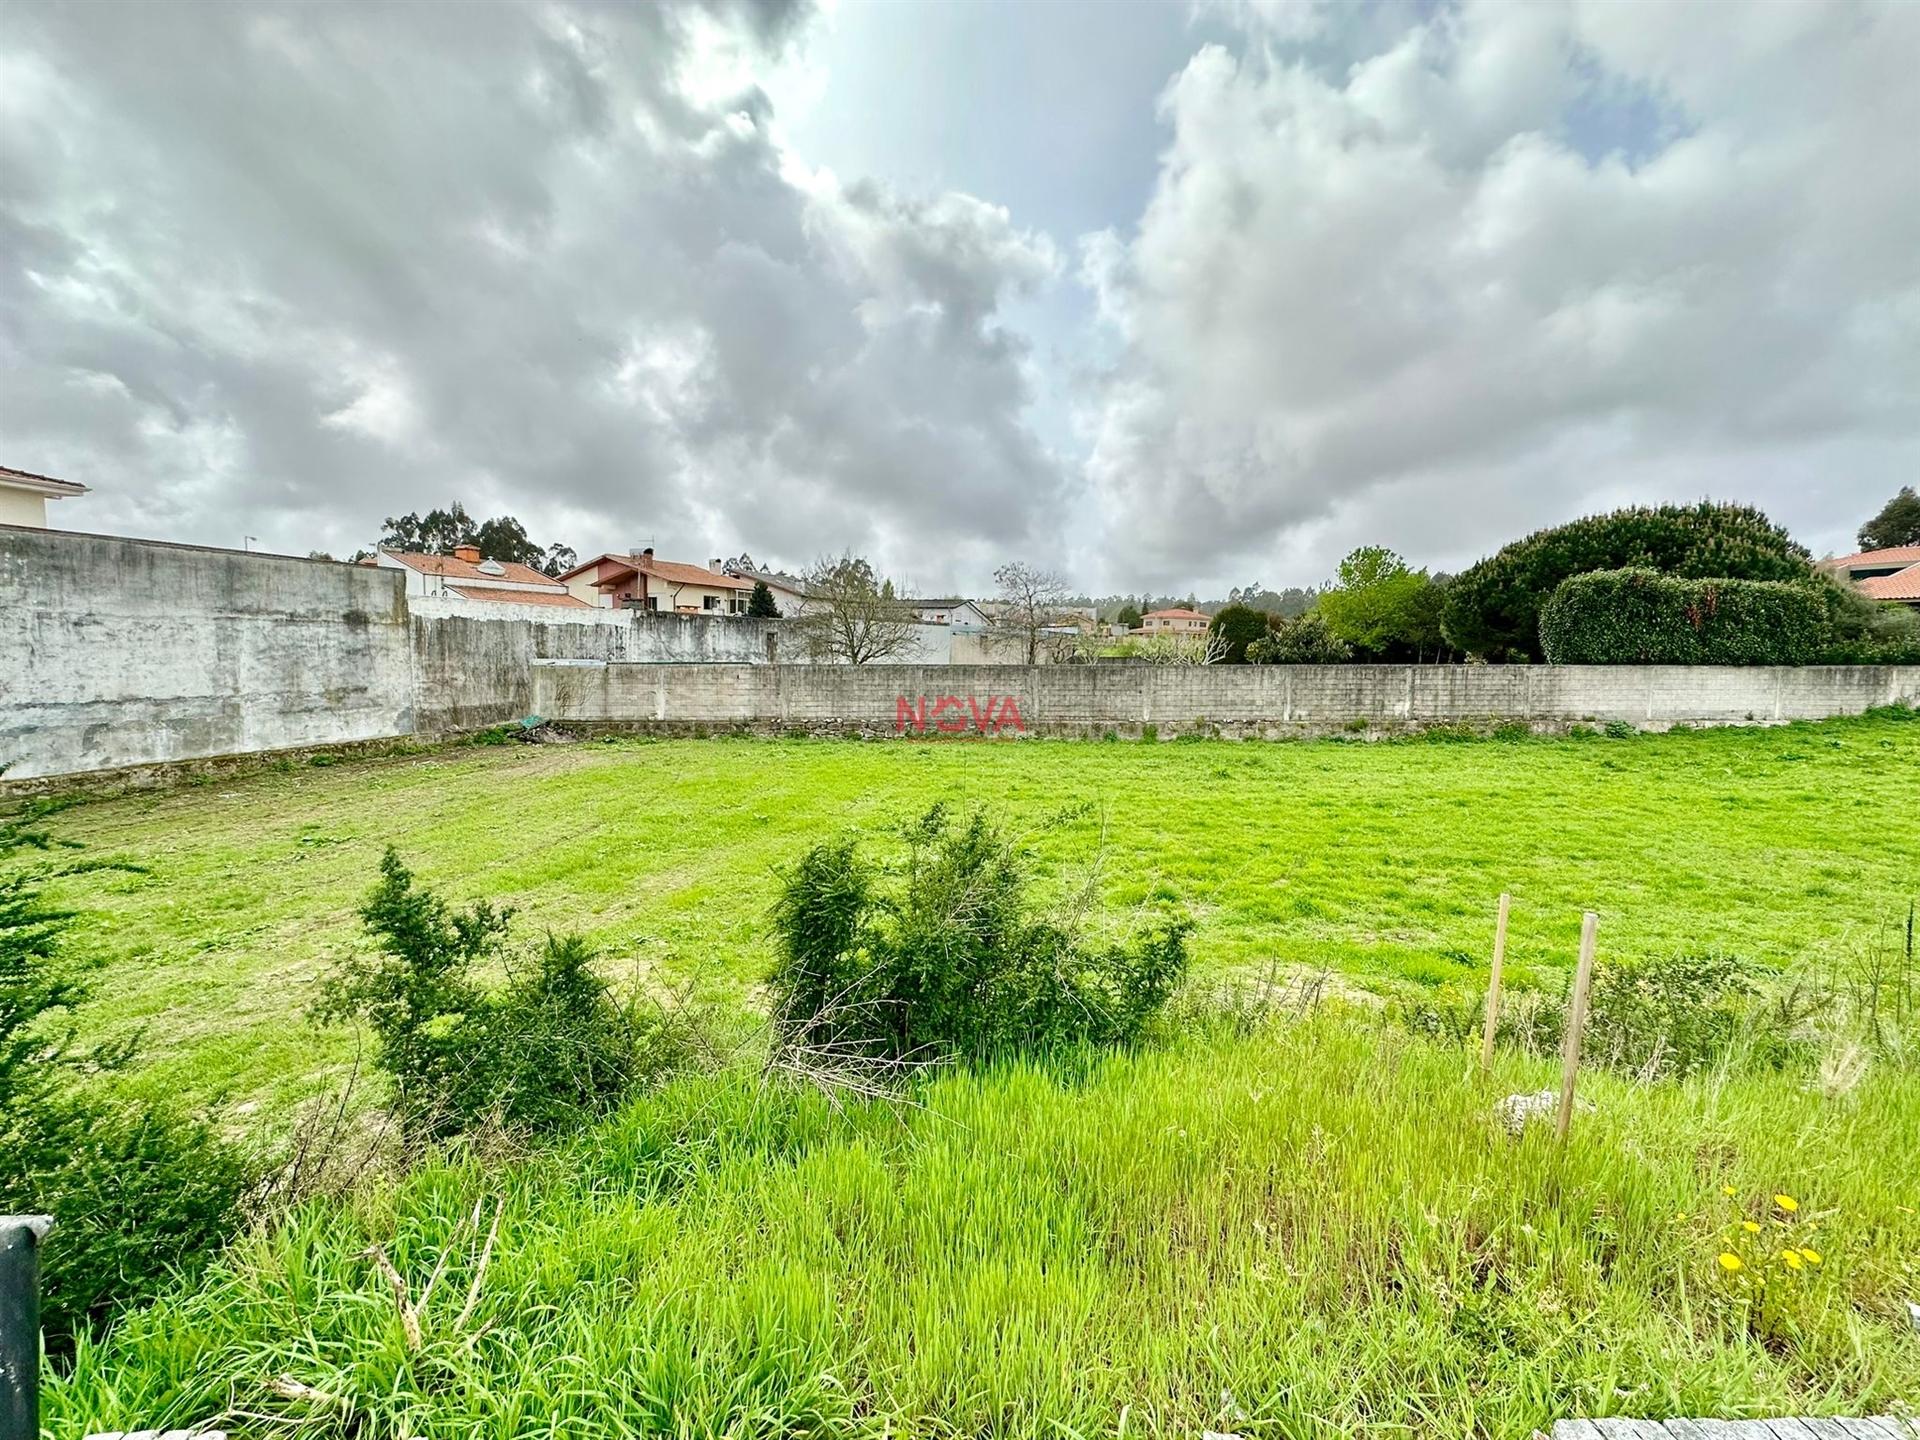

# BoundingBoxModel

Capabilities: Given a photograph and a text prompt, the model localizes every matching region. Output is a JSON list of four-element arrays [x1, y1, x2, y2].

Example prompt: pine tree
[[748, 581, 780, 618]]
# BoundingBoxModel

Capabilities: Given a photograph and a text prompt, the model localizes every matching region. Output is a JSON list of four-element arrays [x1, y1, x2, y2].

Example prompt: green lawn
[[26, 712, 1920, 1115]]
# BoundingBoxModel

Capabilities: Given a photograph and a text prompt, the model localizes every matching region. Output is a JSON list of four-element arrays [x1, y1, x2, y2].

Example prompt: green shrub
[[1206, 604, 1270, 664], [1247, 612, 1352, 663], [1539, 568, 1830, 665], [767, 804, 1191, 1064], [1443, 502, 1814, 660], [316, 850, 701, 1138], [0, 792, 250, 1343]]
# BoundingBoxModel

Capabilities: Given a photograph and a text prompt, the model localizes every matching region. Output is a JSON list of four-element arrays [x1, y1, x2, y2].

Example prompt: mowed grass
[[46, 1019, 1920, 1439], [28, 711, 1920, 1115]]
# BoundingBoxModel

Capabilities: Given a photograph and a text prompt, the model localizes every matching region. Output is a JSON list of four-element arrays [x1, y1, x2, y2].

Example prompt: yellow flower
[[1774, 1194, 1799, 1214], [1741, 1220, 1762, 1234], [1717, 1252, 1744, 1273], [1781, 1250, 1804, 1270], [1722, 1185, 1738, 1197], [1675, 1211, 1689, 1222], [1799, 1248, 1821, 1265]]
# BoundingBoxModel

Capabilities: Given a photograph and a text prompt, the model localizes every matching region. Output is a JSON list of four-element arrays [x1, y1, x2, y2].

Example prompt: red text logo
[[894, 694, 1026, 736]]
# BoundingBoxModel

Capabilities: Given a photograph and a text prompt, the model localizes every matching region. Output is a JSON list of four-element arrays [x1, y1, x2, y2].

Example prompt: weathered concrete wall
[[1, 526, 413, 779], [534, 661, 1920, 737]]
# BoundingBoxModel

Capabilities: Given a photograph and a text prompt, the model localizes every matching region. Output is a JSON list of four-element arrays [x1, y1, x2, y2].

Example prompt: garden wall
[[7, 526, 1920, 785], [534, 660, 1920, 738]]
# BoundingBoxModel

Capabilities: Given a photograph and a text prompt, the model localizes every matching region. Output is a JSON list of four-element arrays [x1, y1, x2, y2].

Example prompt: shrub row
[[1538, 568, 1829, 665], [1443, 501, 1814, 660]]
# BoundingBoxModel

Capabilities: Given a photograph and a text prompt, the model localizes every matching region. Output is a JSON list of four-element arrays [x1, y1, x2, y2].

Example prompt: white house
[[907, 597, 991, 632], [0, 465, 89, 528], [721, 556, 811, 616]]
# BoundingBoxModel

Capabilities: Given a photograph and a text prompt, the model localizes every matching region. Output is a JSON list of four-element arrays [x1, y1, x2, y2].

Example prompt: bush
[[0, 794, 250, 1343], [1814, 574, 1920, 664], [767, 804, 1191, 1064], [317, 850, 701, 1138], [1247, 612, 1353, 664], [1538, 568, 1830, 665], [1206, 604, 1270, 664], [1443, 502, 1814, 660]]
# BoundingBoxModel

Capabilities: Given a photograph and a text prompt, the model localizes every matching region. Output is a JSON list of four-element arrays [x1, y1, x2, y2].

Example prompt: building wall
[[534, 661, 1920, 737], [0, 490, 49, 528]]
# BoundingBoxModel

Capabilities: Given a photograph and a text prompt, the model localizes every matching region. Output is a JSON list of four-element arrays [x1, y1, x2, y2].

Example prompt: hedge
[[1442, 502, 1813, 660], [1538, 569, 1830, 665]]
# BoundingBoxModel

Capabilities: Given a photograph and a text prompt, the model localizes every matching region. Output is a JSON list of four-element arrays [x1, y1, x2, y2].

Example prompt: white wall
[[0, 490, 49, 528]]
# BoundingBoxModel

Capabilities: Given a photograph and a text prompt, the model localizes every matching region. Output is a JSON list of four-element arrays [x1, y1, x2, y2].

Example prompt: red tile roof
[[1143, 607, 1209, 621], [1824, 545, 1920, 571], [384, 550, 558, 587], [446, 584, 590, 608], [1859, 566, 1920, 601], [0, 464, 88, 497], [557, 552, 754, 591]]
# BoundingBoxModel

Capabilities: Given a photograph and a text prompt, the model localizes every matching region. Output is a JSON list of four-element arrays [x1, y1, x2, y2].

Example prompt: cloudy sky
[[3, 0, 1917, 594]]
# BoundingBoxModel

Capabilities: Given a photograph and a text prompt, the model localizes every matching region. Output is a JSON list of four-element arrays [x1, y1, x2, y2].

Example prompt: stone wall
[[534, 660, 1920, 737]]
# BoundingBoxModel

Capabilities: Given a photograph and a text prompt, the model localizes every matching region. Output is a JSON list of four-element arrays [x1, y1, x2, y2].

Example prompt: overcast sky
[[3, 0, 1917, 594]]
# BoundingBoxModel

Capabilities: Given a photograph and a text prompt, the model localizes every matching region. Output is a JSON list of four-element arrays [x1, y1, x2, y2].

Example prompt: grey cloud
[[1081, 0, 1920, 588], [0, 0, 1065, 577]]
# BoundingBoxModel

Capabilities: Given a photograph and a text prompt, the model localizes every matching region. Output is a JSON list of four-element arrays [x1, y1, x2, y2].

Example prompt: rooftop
[[382, 549, 560, 588], [0, 463, 89, 497]]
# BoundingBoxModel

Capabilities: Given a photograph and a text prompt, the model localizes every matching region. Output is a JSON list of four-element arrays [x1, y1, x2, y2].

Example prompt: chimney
[[453, 544, 481, 563], [709, 558, 723, 574], [639, 546, 654, 565]]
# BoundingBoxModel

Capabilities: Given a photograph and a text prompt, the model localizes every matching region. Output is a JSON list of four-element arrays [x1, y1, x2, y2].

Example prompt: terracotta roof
[[383, 550, 558, 587], [446, 584, 590, 608], [1824, 545, 1920, 571], [1143, 607, 1209, 620], [0, 464, 88, 497], [635, 555, 755, 590], [1858, 565, 1920, 601]]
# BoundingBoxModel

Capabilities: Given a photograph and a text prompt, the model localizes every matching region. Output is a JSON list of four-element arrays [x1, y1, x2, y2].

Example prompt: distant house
[[907, 598, 991, 631], [721, 557, 811, 616], [373, 546, 590, 607], [1139, 607, 1210, 636], [1823, 546, 1920, 608], [0, 464, 88, 529], [559, 549, 758, 614]]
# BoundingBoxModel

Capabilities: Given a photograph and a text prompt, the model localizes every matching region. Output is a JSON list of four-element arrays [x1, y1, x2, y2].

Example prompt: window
[[644, 596, 658, 612], [703, 595, 720, 611]]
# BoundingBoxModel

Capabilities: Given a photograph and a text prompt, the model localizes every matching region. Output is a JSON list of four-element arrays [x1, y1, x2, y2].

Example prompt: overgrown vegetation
[[316, 849, 706, 1139], [0, 790, 250, 1344], [1539, 568, 1831, 665], [768, 804, 1190, 1065], [44, 1014, 1920, 1438]]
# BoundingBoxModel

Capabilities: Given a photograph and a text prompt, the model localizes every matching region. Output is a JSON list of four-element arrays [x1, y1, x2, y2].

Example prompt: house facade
[[907, 598, 991, 631], [560, 549, 758, 613], [0, 465, 89, 529], [373, 547, 590, 607], [1823, 546, 1920, 608], [1139, 607, 1210, 636], [721, 557, 811, 616]]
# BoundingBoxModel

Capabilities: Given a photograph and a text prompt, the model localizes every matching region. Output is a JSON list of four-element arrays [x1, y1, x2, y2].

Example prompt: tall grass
[[46, 1016, 1920, 1438]]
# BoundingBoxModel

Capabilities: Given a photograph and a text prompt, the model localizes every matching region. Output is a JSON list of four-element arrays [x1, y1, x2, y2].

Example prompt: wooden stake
[[1556, 911, 1599, 1141], [1479, 892, 1511, 1073]]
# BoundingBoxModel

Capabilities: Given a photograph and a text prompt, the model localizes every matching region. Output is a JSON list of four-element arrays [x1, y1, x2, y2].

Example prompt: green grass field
[[45, 1020, 1920, 1438], [30, 712, 1920, 1115]]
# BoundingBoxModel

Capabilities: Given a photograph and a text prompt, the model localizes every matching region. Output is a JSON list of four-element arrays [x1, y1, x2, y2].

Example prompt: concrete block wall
[[1, 526, 415, 780], [535, 661, 1920, 737]]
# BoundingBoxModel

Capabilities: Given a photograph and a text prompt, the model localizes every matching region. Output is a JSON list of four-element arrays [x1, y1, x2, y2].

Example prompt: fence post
[[1, 1216, 52, 1440], [1555, 913, 1599, 1141], [1479, 892, 1511, 1073]]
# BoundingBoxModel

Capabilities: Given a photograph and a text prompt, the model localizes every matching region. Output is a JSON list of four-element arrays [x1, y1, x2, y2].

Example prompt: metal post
[[1, 1216, 52, 1440]]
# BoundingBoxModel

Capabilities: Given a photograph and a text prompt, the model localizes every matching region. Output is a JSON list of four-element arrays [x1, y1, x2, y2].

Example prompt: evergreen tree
[[748, 580, 780, 617], [1858, 487, 1920, 550]]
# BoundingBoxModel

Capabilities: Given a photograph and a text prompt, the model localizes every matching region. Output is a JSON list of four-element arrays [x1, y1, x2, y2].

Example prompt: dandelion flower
[[1717, 1252, 1744, 1273], [1722, 1185, 1738, 1197], [1781, 1250, 1804, 1270], [1799, 1248, 1821, 1265], [1741, 1220, 1762, 1234], [1775, 1194, 1799, 1213]]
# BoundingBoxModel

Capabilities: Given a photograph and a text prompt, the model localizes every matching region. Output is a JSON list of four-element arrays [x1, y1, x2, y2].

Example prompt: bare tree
[[992, 561, 1074, 665], [791, 553, 920, 664], [1137, 631, 1228, 666]]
